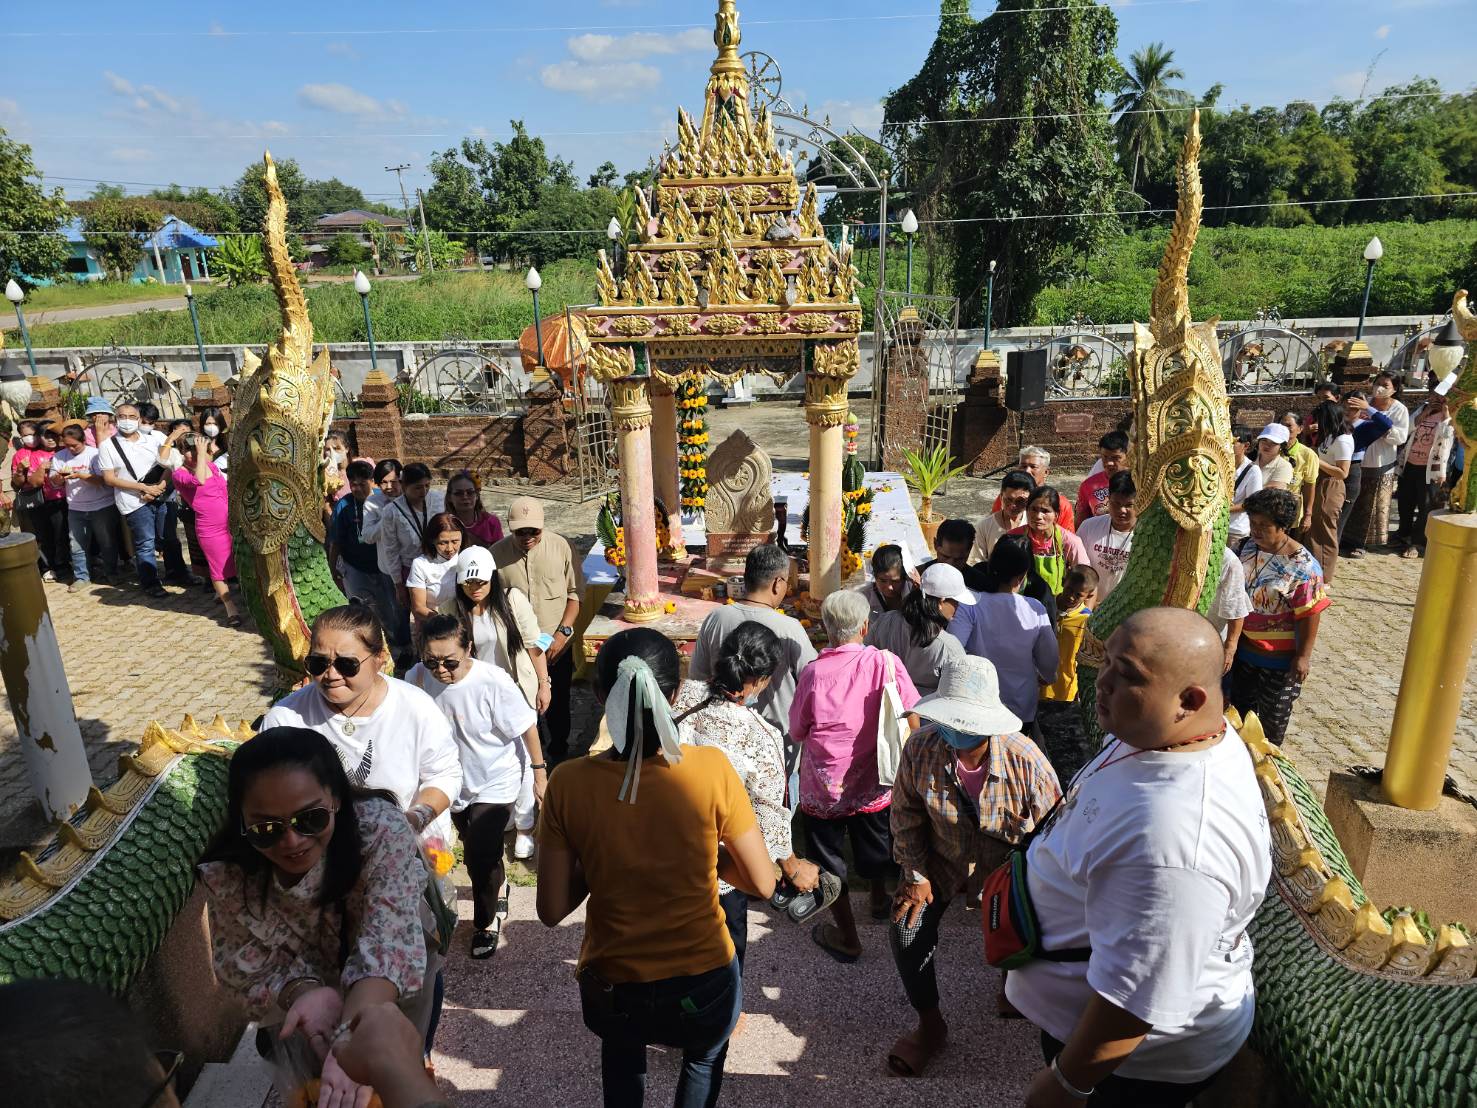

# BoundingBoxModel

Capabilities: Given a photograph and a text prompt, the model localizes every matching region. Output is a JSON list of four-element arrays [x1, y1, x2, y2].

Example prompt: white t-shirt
[[98, 431, 166, 515], [1006, 727, 1272, 1082], [261, 676, 462, 842], [1207, 546, 1253, 638], [972, 509, 1024, 563], [407, 554, 456, 606], [1317, 433, 1354, 465], [405, 658, 538, 809], [1229, 460, 1263, 539], [50, 446, 114, 512], [468, 607, 502, 665], [1076, 514, 1134, 602]]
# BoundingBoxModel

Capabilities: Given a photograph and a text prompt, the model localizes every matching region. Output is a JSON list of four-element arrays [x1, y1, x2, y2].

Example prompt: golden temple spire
[[711, 1, 744, 80], [1149, 109, 1202, 345]]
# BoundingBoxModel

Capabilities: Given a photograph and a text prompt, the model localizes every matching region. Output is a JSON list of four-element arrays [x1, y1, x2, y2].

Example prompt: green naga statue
[[228, 153, 347, 689], [1075, 112, 1477, 1107]]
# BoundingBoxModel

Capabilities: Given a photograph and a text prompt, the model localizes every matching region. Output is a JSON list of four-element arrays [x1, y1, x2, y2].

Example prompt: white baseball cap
[[456, 546, 497, 585], [1257, 422, 1291, 445], [920, 562, 977, 607]]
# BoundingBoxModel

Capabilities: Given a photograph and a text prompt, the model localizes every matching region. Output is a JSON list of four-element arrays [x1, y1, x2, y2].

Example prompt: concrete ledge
[[1324, 770, 1477, 926]]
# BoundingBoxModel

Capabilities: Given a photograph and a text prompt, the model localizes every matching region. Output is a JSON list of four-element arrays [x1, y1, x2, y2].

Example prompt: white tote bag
[[875, 651, 909, 787]]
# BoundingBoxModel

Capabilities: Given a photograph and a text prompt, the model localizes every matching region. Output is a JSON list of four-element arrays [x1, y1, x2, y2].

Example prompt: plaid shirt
[[890, 728, 1062, 896]]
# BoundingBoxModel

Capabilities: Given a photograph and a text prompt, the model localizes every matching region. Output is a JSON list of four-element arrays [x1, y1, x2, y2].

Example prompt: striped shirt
[[890, 728, 1062, 896]]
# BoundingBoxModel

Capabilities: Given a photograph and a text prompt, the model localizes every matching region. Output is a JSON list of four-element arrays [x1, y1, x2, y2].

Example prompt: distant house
[[62, 215, 218, 284], [311, 209, 409, 245]]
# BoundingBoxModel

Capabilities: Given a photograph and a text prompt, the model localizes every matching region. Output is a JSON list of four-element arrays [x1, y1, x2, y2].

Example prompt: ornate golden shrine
[[577, 0, 862, 621]]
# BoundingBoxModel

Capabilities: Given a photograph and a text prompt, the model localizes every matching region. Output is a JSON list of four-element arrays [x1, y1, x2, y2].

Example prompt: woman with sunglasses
[[446, 470, 504, 548], [198, 726, 438, 1107], [406, 513, 465, 634], [407, 614, 544, 960], [261, 603, 461, 846]]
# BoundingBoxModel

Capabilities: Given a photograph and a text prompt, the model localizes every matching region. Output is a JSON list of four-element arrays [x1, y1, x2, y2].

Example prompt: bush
[[326, 233, 370, 267]]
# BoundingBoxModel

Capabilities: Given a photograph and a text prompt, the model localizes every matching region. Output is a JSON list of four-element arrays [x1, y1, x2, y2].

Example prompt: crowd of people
[[2, 370, 1460, 1108]]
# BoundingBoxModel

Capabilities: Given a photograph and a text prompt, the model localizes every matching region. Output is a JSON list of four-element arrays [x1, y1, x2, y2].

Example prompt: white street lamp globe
[[353, 270, 371, 296], [184, 282, 193, 299], [525, 267, 542, 292], [1363, 236, 1384, 263], [901, 210, 919, 236], [607, 216, 623, 242], [989, 259, 997, 274], [1427, 318, 1466, 377], [4, 278, 23, 305]]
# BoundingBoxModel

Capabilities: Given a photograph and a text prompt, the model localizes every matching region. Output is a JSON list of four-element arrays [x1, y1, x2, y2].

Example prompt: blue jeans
[[160, 496, 190, 580], [123, 500, 170, 589], [579, 958, 741, 1108], [67, 506, 120, 583], [342, 565, 409, 656]]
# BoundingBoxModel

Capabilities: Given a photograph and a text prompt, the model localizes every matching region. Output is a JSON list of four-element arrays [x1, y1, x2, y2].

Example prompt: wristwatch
[[556, 624, 575, 637]]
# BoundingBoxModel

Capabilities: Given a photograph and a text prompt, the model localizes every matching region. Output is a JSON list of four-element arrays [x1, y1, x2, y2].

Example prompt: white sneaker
[[513, 831, 535, 860]]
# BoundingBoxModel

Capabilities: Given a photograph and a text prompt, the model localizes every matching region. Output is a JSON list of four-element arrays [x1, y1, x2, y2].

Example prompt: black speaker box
[[1005, 347, 1048, 412]]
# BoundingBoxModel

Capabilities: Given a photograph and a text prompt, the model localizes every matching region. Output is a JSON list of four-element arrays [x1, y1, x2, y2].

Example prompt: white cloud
[[297, 83, 406, 119], [567, 28, 710, 62], [540, 61, 662, 99], [1375, 24, 1391, 38], [102, 71, 194, 117], [818, 99, 886, 139], [326, 41, 359, 59]]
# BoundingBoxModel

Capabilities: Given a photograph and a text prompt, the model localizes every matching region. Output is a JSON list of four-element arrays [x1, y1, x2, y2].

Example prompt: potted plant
[[901, 444, 970, 553]]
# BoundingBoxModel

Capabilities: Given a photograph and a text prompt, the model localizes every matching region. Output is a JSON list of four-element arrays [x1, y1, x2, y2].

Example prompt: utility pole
[[385, 163, 413, 227], [416, 188, 435, 274]]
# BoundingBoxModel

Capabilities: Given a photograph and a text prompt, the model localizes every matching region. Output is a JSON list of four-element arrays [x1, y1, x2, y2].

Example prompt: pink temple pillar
[[649, 380, 686, 558], [612, 377, 662, 621]]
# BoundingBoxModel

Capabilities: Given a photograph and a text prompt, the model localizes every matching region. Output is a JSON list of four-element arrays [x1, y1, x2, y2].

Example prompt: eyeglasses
[[514, 528, 542, 539], [139, 1049, 183, 1108], [451, 487, 477, 497], [304, 653, 367, 678], [424, 655, 461, 673], [242, 805, 336, 848]]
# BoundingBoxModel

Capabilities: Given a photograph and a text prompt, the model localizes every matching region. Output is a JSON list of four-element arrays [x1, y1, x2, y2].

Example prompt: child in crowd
[[1035, 564, 1099, 782]]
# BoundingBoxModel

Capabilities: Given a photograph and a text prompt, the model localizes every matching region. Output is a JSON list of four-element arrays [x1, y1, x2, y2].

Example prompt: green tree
[[89, 182, 128, 200], [410, 230, 467, 272], [0, 129, 70, 285], [81, 198, 157, 281], [425, 145, 486, 239], [513, 183, 611, 266], [886, 0, 1126, 325], [326, 233, 370, 267], [1112, 42, 1193, 192], [586, 161, 619, 190], [231, 157, 311, 233], [211, 235, 268, 286], [146, 184, 241, 233], [300, 177, 374, 221]]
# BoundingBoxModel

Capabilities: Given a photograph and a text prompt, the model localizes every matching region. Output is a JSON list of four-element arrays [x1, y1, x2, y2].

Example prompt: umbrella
[[518, 313, 589, 383]]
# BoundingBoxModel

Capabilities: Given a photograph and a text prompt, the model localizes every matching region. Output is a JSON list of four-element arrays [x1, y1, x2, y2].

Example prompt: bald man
[[1008, 608, 1272, 1108]]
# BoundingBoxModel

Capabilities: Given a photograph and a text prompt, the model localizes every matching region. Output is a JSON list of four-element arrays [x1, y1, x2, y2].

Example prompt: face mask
[[1374, 386, 1391, 399], [203, 424, 220, 438], [743, 693, 761, 707], [117, 419, 139, 434], [936, 723, 985, 750], [20, 435, 34, 448]]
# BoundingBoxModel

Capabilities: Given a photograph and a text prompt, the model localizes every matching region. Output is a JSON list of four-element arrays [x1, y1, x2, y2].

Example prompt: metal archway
[[1219, 311, 1324, 394], [402, 340, 521, 416], [1387, 316, 1449, 387], [74, 345, 189, 419], [1029, 317, 1132, 399]]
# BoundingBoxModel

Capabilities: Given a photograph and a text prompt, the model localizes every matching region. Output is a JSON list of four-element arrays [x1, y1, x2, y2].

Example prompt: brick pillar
[[958, 349, 1010, 475], [354, 370, 404, 462], [879, 307, 928, 471], [522, 385, 573, 481], [25, 377, 63, 424], [1331, 340, 1376, 392]]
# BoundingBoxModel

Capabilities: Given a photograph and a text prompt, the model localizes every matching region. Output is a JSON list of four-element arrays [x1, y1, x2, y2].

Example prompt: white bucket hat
[[912, 656, 1023, 740]]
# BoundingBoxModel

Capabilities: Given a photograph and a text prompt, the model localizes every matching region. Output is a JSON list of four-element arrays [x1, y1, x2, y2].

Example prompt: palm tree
[[1112, 42, 1194, 192]]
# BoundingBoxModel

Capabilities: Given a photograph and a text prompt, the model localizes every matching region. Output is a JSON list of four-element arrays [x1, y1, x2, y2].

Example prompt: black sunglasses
[[242, 805, 336, 848], [423, 655, 461, 673], [140, 1049, 183, 1108], [305, 653, 366, 678]]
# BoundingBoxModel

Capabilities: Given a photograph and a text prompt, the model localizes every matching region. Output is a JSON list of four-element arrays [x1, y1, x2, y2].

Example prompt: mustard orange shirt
[[1042, 603, 1092, 702], [540, 744, 756, 983]]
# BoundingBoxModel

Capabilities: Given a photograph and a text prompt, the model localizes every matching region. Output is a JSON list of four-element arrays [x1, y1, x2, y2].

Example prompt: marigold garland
[[676, 374, 709, 511]]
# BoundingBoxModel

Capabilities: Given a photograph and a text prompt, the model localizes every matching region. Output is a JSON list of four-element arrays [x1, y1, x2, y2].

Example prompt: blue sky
[[1, 0, 1468, 209]]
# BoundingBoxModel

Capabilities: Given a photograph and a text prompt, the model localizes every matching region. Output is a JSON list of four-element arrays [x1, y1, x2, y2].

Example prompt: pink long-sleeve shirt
[[790, 642, 920, 819]]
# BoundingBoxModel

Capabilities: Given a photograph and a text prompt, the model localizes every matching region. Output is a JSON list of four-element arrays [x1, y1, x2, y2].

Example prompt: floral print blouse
[[198, 797, 430, 1019], [674, 679, 793, 868]]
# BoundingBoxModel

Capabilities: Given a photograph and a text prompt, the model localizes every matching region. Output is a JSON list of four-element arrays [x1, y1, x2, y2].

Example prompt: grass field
[[8, 261, 597, 349], [23, 281, 193, 311]]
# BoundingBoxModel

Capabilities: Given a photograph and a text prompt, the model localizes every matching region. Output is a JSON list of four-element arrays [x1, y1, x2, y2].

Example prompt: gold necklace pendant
[[339, 719, 356, 736]]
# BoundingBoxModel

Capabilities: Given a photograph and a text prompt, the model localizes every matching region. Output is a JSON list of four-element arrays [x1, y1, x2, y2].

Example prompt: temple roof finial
[[711, 1, 744, 80]]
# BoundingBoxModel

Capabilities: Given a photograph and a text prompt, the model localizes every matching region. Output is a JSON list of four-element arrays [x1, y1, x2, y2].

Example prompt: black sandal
[[786, 871, 843, 924], [471, 920, 500, 959], [497, 880, 511, 920]]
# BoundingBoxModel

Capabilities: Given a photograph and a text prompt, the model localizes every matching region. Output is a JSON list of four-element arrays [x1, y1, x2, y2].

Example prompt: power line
[[0, 2, 1206, 39], [19, 188, 1476, 237]]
